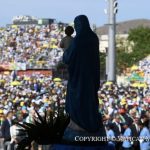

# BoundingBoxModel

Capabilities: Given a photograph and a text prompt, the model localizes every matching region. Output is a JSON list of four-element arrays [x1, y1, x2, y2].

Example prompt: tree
[[128, 26, 150, 52], [100, 52, 106, 71], [116, 26, 150, 72]]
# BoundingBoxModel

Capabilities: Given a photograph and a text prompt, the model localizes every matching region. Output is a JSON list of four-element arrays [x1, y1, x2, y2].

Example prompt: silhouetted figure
[[63, 14, 105, 133], [60, 26, 74, 51], [56, 15, 109, 150]]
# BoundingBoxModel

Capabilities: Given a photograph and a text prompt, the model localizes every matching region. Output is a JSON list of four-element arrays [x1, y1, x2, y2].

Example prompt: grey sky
[[0, 0, 149, 27]]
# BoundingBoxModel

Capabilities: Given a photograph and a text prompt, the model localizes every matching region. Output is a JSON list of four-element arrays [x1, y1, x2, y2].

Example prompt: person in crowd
[[138, 120, 150, 150], [106, 123, 116, 149], [130, 116, 140, 150], [121, 122, 133, 150], [11, 71, 17, 81], [113, 115, 123, 150], [1, 111, 14, 150], [25, 109, 38, 150], [10, 113, 28, 150]]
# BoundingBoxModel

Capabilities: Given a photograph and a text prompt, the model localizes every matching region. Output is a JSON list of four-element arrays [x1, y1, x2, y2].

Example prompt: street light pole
[[107, 0, 117, 82]]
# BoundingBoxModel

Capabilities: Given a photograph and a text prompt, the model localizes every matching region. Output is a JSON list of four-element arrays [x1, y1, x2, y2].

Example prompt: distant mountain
[[96, 19, 150, 35]]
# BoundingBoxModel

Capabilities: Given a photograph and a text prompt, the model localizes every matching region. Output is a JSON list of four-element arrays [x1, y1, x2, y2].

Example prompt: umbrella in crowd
[[53, 78, 62, 82], [131, 82, 147, 88], [131, 65, 138, 71], [11, 81, 22, 86]]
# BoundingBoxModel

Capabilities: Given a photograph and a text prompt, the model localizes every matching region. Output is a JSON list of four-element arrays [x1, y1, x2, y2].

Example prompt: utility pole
[[107, 0, 118, 82]]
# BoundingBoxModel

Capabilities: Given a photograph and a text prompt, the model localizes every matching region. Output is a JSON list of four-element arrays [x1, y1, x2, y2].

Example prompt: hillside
[[96, 19, 150, 35]]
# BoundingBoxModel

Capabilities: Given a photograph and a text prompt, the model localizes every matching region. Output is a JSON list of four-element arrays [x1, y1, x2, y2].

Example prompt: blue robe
[[63, 15, 103, 133], [53, 14, 113, 150]]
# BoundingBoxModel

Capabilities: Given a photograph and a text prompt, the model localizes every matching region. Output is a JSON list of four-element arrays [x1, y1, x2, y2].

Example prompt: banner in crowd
[[127, 72, 144, 82], [17, 70, 52, 76], [0, 63, 26, 70]]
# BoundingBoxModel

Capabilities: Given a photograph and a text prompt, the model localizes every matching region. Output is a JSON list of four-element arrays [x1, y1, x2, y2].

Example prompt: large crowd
[[0, 73, 66, 150], [0, 74, 66, 118], [0, 23, 65, 69], [0, 18, 149, 150], [0, 72, 149, 149]]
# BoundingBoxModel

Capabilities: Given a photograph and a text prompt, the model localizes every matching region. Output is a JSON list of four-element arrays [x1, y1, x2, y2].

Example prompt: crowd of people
[[0, 23, 66, 69], [0, 16, 150, 150], [0, 73, 66, 150], [99, 82, 150, 150], [0, 72, 149, 149], [139, 56, 150, 85]]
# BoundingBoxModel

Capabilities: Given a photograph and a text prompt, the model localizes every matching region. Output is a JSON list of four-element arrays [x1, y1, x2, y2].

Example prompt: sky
[[0, 0, 149, 27]]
